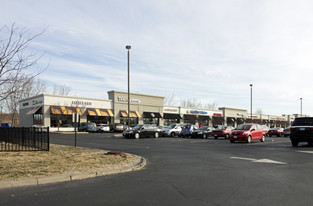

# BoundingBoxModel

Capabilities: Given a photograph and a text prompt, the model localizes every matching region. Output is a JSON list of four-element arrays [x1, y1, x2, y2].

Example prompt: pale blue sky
[[2, 0, 313, 116]]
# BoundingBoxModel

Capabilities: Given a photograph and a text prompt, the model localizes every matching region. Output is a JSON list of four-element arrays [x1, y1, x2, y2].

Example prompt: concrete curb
[[0, 156, 146, 190]]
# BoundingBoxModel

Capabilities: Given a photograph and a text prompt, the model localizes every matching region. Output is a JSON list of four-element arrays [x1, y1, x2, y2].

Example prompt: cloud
[[2, 0, 313, 116]]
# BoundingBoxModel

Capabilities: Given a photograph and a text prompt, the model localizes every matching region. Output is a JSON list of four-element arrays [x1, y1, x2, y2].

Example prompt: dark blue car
[[180, 124, 199, 137]]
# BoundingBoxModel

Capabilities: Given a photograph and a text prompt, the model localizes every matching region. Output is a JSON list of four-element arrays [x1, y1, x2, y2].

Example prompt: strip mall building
[[19, 90, 296, 131]]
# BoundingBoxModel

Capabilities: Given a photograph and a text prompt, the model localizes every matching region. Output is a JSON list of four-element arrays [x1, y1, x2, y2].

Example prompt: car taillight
[[290, 127, 295, 131], [310, 127, 313, 131]]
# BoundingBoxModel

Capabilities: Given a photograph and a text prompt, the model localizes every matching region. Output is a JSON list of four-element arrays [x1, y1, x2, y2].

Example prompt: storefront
[[107, 90, 164, 126], [180, 108, 222, 126], [163, 106, 181, 125], [19, 94, 113, 129], [19, 90, 293, 129]]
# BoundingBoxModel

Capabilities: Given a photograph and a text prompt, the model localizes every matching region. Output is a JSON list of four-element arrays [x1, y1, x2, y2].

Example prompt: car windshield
[[169, 124, 176, 129], [199, 126, 208, 130], [215, 126, 226, 130], [236, 125, 251, 130], [292, 118, 313, 126], [133, 125, 143, 130], [183, 125, 191, 129]]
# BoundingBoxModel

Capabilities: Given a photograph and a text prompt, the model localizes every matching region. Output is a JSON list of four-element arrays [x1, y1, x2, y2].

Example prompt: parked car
[[229, 123, 265, 143], [123, 125, 132, 130], [212, 126, 234, 139], [180, 124, 199, 137], [261, 125, 270, 136], [268, 127, 284, 137], [78, 122, 97, 132], [162, 123, 183, 137], [97, 124, 110, 132], [110, 123, 124, 132], [283, 127, 291, 137], [290, 117, 313, 147], [123, 124, 162, 139], [191, 126, 213, 139], [1, 123, 12, 127]]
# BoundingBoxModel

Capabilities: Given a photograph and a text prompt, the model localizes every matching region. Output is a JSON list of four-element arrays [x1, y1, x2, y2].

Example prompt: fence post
[[47, 127, 50, 151]]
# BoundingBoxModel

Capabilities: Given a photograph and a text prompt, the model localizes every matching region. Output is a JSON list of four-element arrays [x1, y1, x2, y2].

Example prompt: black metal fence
[[0, 127, 49, 152]]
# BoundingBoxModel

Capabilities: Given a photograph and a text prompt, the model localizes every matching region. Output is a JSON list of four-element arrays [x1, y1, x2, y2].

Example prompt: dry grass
[[0, 144, 137, 180]]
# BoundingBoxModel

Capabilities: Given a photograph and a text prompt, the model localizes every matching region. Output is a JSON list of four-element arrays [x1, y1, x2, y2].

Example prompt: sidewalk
[[0, 155, 146, 189]]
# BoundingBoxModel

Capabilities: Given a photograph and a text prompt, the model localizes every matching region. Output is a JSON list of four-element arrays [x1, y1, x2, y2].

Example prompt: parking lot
[[1, 132, 313, 206]]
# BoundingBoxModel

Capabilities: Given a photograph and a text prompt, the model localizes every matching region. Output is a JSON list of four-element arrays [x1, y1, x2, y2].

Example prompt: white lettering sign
[[72, 101, 92, 106], [117, 97, 141, 103]]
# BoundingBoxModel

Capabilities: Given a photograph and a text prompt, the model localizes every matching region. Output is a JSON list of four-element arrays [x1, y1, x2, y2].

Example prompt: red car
[[268, 127, 284, 137], [229, 123, 265, 143], [212, 126, 234, 139]]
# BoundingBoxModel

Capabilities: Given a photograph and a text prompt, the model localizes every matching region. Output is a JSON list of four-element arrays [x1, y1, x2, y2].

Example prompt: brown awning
[[87, 108, 113, 117], [50, 106, 82, 115], [120, 110, 141, 118]]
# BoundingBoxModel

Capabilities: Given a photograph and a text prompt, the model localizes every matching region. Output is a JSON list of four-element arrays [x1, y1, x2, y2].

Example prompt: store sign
[[117, 97, 141, 103], [22, 102, 29, 107], [187, 110, 208, 114], [164, 108, 178, 112], [32, 99, 43, 105], [71, 100, 92, 106], [213, 113, 222, 116]]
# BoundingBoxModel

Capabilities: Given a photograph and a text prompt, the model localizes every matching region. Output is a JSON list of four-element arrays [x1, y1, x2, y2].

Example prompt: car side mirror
[[141, 127, 144, 130], [251, 129, 255, 132]]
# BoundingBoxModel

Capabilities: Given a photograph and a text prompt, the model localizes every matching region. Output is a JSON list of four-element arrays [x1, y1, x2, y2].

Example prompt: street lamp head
[[126, 45, 131, 50], [250, 84, 253, 87]]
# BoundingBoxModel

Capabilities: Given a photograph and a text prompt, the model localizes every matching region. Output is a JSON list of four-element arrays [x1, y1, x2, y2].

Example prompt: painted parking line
[[296, 151, 313, 154], [190, 140, 209, 143], [230, 156, 287, 165], [170, 139, 186, 142]]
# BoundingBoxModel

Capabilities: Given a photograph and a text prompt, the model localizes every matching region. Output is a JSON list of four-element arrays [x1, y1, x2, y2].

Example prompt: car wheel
[[260, 135, 265, 142], [247, 136, 252, 143], [291, 140, 299, 147], [171, 132, 175, 137], [230, 140, 234, 143], [225, 134, 229, 139], [203, 134, 207, 139], [269, 135, 272, 137], [134, 133, 140, 139]]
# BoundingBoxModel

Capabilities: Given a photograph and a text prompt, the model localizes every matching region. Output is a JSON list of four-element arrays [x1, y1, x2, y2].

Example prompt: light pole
[[250, 84, 253, 123], [126, 45, 131, 129], [300, 98, 302, 117]]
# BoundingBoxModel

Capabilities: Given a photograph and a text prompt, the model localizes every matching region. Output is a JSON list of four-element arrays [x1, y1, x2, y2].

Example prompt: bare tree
[[203, 102, 219, 110], [180, 97, 202, 108], [0, 23, 46, 102], [3, 78, 46, 126], [164, 93, 176, 106], [52, 84, 71, 95]]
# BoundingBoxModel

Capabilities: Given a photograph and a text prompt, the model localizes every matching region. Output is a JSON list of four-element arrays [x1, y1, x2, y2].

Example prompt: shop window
[[143, 118, 159, 126], [120, 117, 138, 127], [50, 114, 74, 127], [33, 114, 43, 125], [87, 116, 111, 125], [164, 119, 180, 126]]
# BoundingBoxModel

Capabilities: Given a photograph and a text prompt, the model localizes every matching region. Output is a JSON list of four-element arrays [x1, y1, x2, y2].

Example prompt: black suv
[[290, 117, 313, 147], [123, 124, 162, 139]]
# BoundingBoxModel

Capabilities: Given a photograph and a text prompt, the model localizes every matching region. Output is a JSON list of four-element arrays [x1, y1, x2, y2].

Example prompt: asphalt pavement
[[1, 133, 313, 206]]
